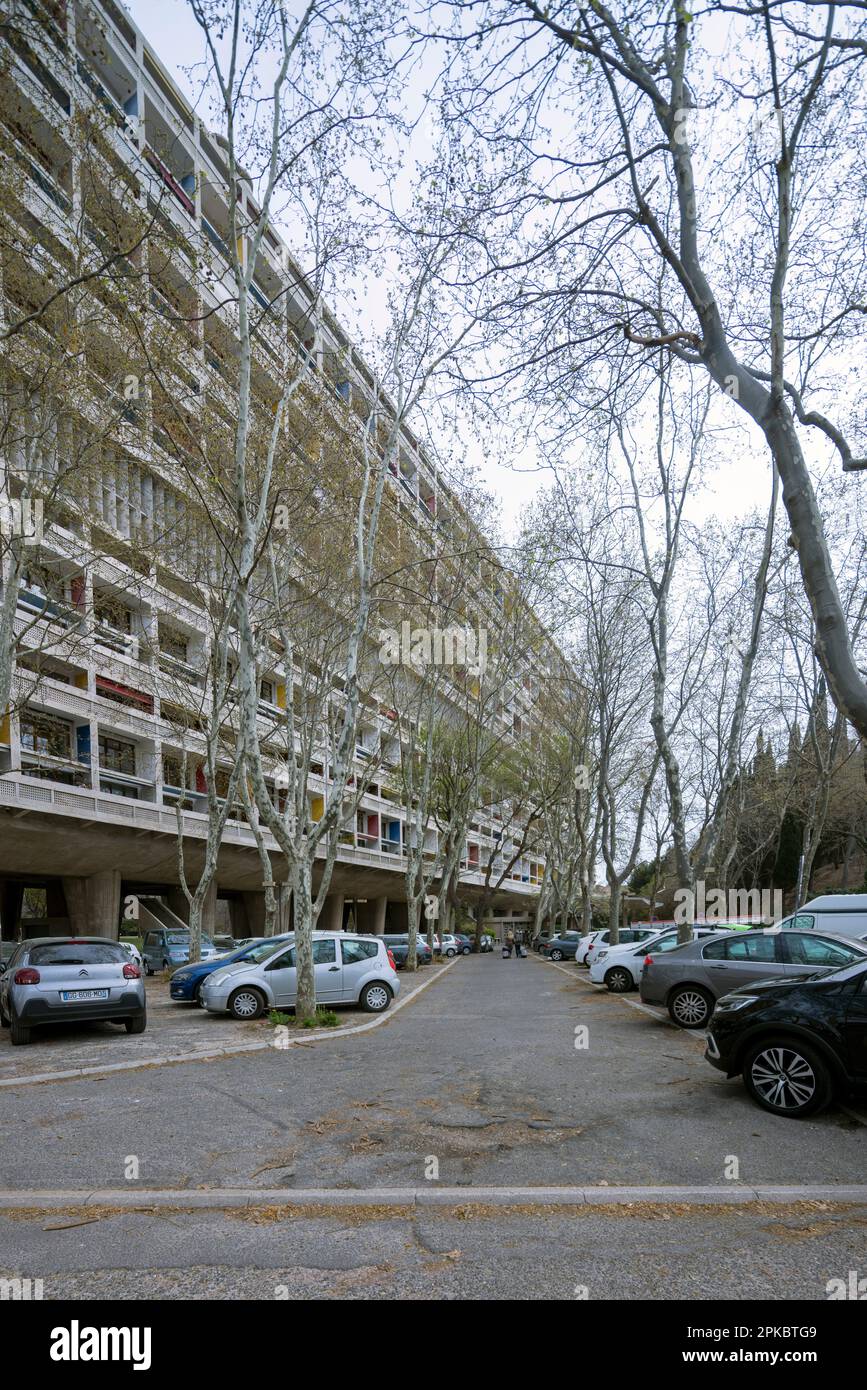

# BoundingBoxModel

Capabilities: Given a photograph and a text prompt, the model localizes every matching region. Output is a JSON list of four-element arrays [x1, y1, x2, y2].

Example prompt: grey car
[[640, 928, 867, 1029], [201, 931, 401, 1020], [0, 936, 146, 1046], [142, 927, 219, 975]]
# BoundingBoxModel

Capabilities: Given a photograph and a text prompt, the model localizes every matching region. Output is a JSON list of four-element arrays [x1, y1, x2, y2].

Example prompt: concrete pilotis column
[[242, 891, 266, 937], [0, 881, 25, 941], [372, 896, 387, 935], [201, 880, 217, 938], [65, 870, 121, 939], [322, 893, 344, 933]]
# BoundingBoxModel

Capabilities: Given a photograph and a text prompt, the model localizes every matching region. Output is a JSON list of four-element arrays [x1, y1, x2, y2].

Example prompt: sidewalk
[[0, 956, 458, 1087]]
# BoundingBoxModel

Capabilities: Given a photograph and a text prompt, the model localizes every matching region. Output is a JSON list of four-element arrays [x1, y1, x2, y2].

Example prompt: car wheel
[[9, 1018, 31, 1046], [604, 966, 633, 993], [359, 982, 392, 1013], [125, 1016, 147, 1034], [462, 946, 471, 955], [550, 949, 564, 961], [228, 987, 265, 1021], [445, 948, 456, 957], [742, 1039, 833, 1118], [668, 986, 713, 1029]]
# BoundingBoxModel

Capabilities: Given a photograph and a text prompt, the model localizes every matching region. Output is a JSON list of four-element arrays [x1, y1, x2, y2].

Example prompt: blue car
[[169, 935, 292, 1003]]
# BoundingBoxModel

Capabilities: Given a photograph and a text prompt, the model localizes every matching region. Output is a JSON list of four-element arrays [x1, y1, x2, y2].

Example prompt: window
[[20, 711, 72, 759], [703, 940, 728, 960], [724, 934, 777, 962], [29, 943, 127, 965], [342, 939, 378, 965], [785, 935, 858, 967], [266, 947, 295, 970], [94, 594, 132, 633], [650, 935, 680, 953], [312, 939, 337, 964], [244, 942, 286, 965], [788, 914, 815, 931], [160, 626, 188, 662], [98, 734, 136, 775]]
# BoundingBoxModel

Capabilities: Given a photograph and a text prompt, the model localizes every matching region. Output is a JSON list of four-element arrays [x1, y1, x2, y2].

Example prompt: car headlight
[[714, 995, 759, 1013], [173, 972, 191, 983]]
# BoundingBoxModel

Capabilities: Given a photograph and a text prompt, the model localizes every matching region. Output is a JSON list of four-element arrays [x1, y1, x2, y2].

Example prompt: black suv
[[705, 957, 867, 1118]]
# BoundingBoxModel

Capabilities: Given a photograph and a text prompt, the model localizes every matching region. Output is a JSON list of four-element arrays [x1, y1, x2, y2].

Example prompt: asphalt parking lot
[[3, 951, 867, 1300], [1, 951, 865, 1190]]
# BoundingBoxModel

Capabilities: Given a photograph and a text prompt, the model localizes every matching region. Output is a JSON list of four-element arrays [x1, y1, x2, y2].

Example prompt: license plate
[[60, 989, 109, 1002]]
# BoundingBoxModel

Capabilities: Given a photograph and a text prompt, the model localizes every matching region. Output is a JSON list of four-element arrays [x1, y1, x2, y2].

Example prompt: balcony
[[143, 145, 195, 217], [93, 621, 138, 660]]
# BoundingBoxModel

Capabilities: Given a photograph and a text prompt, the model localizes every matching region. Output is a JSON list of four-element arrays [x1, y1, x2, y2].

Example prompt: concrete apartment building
[[0, 0, 562, 948]]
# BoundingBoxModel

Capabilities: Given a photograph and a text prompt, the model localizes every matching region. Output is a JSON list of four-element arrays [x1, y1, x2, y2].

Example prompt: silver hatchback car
[[0, 936, 147, 1046], [201, 932, 400, 1020]]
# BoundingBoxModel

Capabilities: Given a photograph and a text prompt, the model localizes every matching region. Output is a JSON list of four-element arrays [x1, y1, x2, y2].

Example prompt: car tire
[[125, 1016, 147, 1034], [742, 1039, 833, 1118], [604, 966, 634, 993], [550, 949, 564, 961], [359, 982, 392, 1013], [445, 948, 456, 957], [228, 987, 266, 1021], [668, 985, 714, 1029], [145, 964, 153, 976], [9, 1018, 31, 1046], [461, 946, 471, 955]]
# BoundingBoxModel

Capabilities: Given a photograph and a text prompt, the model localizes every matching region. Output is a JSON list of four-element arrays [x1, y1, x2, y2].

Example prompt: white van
[[777, 894, 867, 942]]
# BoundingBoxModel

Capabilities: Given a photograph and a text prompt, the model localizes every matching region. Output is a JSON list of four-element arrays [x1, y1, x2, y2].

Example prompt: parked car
[[453, 933, 474, 955], [590, 926, 724, 992], [201, 932, 400, 1019], [641, 928, 867, 1029], [119, 939, 144, 970], [382, 935, 433, 968], [582, 926, 659, 971], [771, 894, 867, 943], [705, 954, 867, 1117], [0, 936, 146, 1046], [575, 931, 603, 965], [170, 934, 293, 1002], [142, 928, 219, 975], [439, 934, 461, 957], [540, 932, 583, 961]]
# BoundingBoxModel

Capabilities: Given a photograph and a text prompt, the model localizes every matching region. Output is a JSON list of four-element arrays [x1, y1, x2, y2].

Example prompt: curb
[[1, 1185, 866, 1210], [0, 955, 459, 1089]]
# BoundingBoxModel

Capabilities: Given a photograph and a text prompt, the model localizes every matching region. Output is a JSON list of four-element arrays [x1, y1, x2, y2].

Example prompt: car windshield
[[166, 934, 191, 945], [29, 943, 127, 965], [241, 941, 287, 964]]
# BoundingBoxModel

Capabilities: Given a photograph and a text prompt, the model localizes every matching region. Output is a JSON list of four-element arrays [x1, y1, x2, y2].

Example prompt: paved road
[[2, 952, 865, 1191], [3, 1201, 865, 1300], [3, 952, 867, 1299]]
